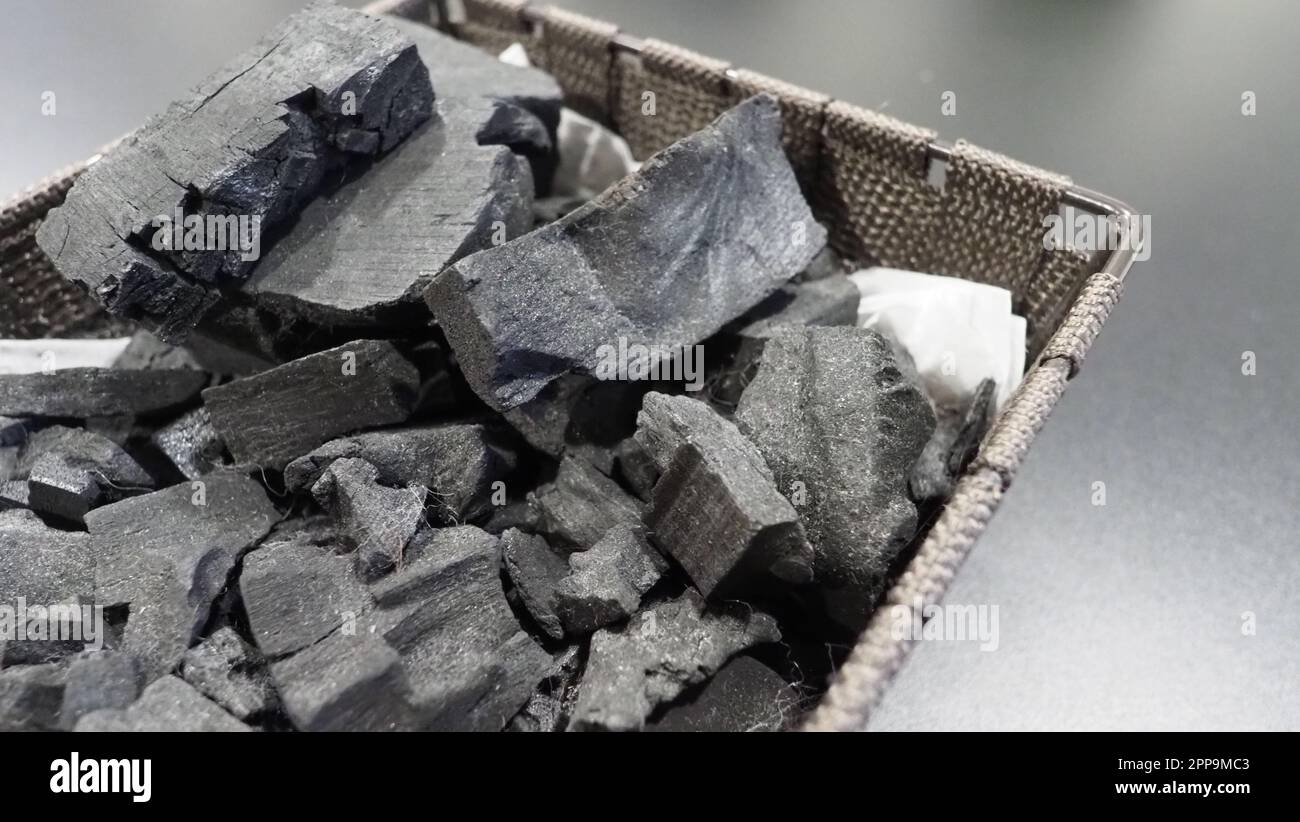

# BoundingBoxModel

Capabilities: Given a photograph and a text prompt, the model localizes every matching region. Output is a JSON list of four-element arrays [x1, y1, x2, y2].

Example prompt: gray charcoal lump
[[503, 525, 665, 639], [36, 2, 434, 342], [426, 93, 827, 411], [311, 457, 427, 581], [180, 627, 278, 721], [0, 508, 94, 606], [283, 422, 516, 523], [238, 17, 562, 332], [201, 339, 419, 470], [649, 656, 799, 732], [240, 519, 371, 659], [569, 590, 781, 732], [0, 368, 208, 419], [362, 526, 551, 730], [911, 378, 996, 502], [87, 470, 279, 679], [271, 632, 417, 732], [529, 455, 644, 548], [15, 425, 154, 522], [735, 327, 936, 631], [0, 663, 67, 732], [75, 675, 250, 732], [634, 393, 813, 598], [60, 651, 144, 730], [151, 407, 227, 480]]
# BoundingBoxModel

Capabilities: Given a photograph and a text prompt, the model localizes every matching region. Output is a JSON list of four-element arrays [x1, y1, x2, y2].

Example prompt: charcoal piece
[[113, 329, 202, 370], [240, 522, 370, 659], [0, 663, 66, 731], [0, 509, 93, 605], [483, 500, 541, 535], [17, 426, 153, 523], [311, 458, 426, 581], [529, 456, 644, 548], [425, 94, 826, 411], [366, 526, 550, 731], [910, 378, 997, 502], [613, 438, 659, 501], [272, 631, 417, 732], [87, 470, 278, 679], [711, 275, 859, 407], [75, 675, 249, 732], [180, 627, 277, 721], [501, 529, 570, 639], [569, 591, 780, 732], [284, 423, 516, 523], [507, 644, 585, 733], [634, 393, 813, 597], [649, 656, 799, 732], [0, 481, 28, 511], [151, 407, 227, 480], [0, 446, 16, 482], [36, 2, 434, 342], [201, 340, 419, 470], [0, 368, 207, 419], [0, 416, 27, 447], [240, 101, 534, 330], [553, 525, 667, 635], [60, 651, 144, 730], [735, 327, 936, 631], [503, 375, 651, 474]]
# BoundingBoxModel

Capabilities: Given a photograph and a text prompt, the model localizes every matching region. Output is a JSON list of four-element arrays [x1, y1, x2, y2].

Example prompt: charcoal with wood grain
[[0, 6, 982, 732]]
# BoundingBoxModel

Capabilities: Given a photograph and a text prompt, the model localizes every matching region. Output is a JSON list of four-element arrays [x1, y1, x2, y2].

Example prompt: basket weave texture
[[0, 0, 1126, 731]]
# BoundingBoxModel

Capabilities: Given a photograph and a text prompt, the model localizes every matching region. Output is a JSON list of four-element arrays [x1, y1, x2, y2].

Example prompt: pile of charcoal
[[0, 2, 994, 732]]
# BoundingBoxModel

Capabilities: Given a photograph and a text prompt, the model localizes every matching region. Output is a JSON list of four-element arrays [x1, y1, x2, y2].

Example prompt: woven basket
[[0, 0, 1141, 731]]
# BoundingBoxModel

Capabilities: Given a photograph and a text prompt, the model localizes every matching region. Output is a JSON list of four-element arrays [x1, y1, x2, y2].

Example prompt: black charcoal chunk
[[529, 456, 644, 548], [284, 423, 515, 523], [554, 525, 667, 635], [569, 591, 780, 732], [240, 520, 370, 659], [0, 416, 28, 447], [0, 509, 93, 605], [201, 340, 419, 470], [87, 470, 278, 679], [272, 631, 418, 732], [60, 651, 144, 730], [0, 663, 66, 731], [735, 327, 936, 631], [614, 437, 660, 502], [711, 275, 859, 407], [17, 425, 153, 523], [426, 94, 826, 411], [75, 675, 250, 732], [501, 529, 570, 639], [36, 2, 434, 341], [367, 526, 550, 731], [113, 329, 202, 370], [910, 378, 996, 502], [507, 644, 585, 733], [311, 457, 426, 581], [649, 656, 799, 732], [634, 393, 812, 597], [180, 627, 277, 721], [483, 500, 541, 535], [0, 481, 29, 511], [503, 375, 651, 474], [151, 407, 226, 480], [241, 102, 534, 330], [0, 368, 207, 419]]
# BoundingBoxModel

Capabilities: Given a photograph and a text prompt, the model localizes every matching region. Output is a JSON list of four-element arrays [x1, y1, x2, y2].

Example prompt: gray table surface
[[2, 0, 1296, 730]]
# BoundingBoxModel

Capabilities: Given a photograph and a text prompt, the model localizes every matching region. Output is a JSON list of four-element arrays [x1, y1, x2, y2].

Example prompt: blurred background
[[2, 0, 1297, 730]]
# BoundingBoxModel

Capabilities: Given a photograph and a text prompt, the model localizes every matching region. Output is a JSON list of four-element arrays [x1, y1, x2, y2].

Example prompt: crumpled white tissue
[[849, 268, 1026, 412], [0, 338, 132, 375], [499, 43, 639, 198]]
